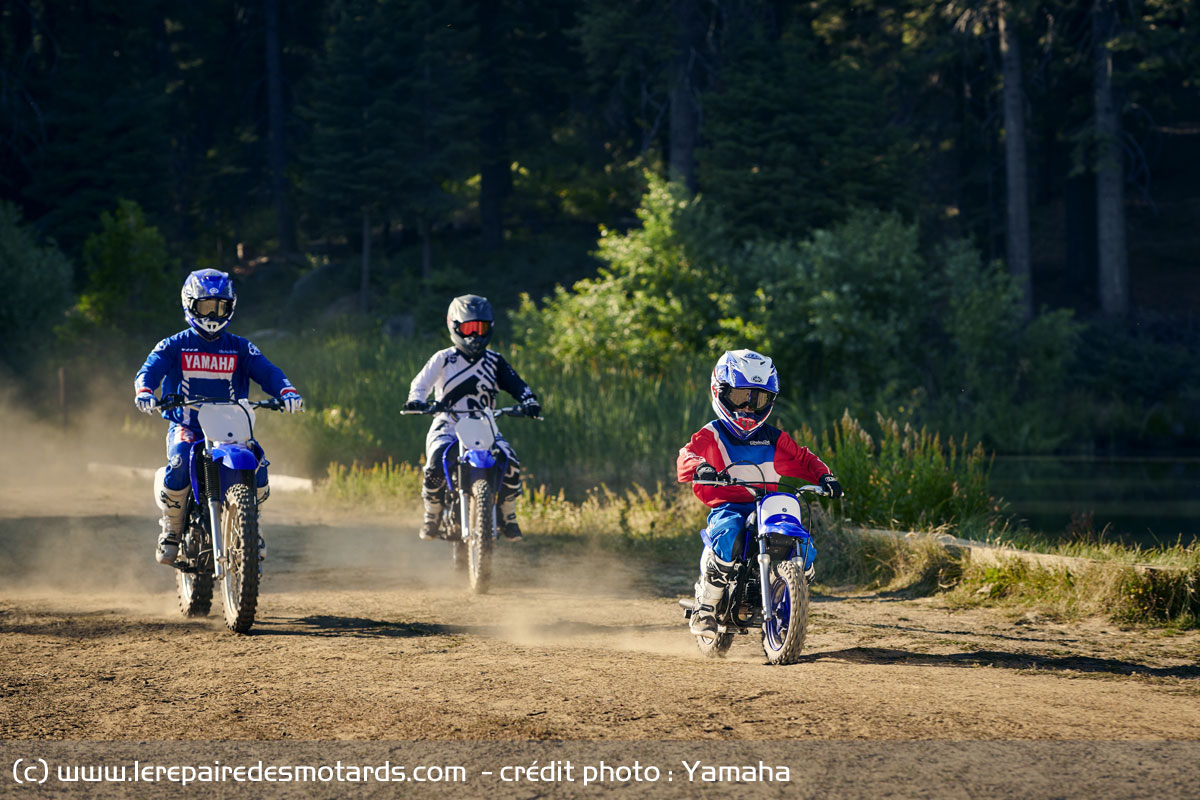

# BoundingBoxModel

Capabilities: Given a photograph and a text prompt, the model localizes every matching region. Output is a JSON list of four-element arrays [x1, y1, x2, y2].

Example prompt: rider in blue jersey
[[134, 269, 303, 565]]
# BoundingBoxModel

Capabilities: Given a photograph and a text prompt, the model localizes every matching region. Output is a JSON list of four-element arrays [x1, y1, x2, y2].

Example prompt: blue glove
[[135, 390, 158, 415], [280, 389, 304, 414]]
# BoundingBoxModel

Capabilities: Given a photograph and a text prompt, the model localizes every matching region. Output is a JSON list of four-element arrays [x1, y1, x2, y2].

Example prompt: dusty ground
[[1, 476, 1197, 744]]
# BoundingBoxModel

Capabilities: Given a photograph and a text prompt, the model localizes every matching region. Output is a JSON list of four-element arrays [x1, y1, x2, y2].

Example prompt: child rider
[[134, 269, 304, 566], [403, 294, 540, 541], [676, 349, 842, 636]]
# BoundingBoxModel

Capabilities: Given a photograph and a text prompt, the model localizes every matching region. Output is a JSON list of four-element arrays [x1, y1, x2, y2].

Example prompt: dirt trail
[[1, 478, 1197, 744]]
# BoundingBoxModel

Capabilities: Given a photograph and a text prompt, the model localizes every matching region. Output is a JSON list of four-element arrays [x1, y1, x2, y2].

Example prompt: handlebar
[[158, 394, 285, 412], [400, 404, 543, 421], [693, 477, 840, 499]]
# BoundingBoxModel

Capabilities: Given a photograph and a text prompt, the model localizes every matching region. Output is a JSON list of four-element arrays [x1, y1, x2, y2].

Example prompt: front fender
[[463, 448, 496, 469], [211, 443, 259, 471]]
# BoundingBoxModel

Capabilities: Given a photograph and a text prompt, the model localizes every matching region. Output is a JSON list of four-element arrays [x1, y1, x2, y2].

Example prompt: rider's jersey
[[135, 329, 295, 430], [408, 347, 535, 432], [676, 420, 830, 507]]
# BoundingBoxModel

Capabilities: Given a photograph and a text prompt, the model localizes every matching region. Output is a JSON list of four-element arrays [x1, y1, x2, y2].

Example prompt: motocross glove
[[135, 389, 158, 415], [520, 395, 541, 417], [404, 399, 429, 412], [280, 389, 304, 414], [818, 474, 843, 499], [694, 463, 719, 483]]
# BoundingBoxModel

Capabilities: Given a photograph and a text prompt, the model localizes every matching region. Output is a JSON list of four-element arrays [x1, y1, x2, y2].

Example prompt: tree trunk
[[1092, 0, 1129, 317], [360, 207, 371, 314], [478, 0, 510, 250], [668, 0, 703, 194], [998, 1, 1033, 320], [264, 0, 297, 256]]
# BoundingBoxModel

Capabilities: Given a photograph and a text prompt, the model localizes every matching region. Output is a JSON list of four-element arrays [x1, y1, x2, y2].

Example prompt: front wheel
[[219, 483, 260, 633], [466, 479, 495, 594], [761, 560, 808, 665]]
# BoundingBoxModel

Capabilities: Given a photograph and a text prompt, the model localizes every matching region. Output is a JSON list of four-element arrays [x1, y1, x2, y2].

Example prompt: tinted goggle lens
[[724, 387, 775, 412], [457, 320, 491, 337], [194, 298, 232, 317]]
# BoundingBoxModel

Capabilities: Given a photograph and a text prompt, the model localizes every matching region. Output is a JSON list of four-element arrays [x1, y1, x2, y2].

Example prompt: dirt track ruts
[[2, 484, 1197, 744]]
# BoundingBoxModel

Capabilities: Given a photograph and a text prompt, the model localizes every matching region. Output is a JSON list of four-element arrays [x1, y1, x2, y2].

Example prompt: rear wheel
[[695, 628, 735, 658], [177, 564, 213, 618], [466, 479, 494, 594], [220, 483, 260, 633], [761, 560, 808, 665], [176, 508, 212, 617]]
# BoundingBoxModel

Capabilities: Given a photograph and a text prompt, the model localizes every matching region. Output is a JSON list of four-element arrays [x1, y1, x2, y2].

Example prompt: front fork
[[205, 453, 225, 579], [757, 533, 773, 623]]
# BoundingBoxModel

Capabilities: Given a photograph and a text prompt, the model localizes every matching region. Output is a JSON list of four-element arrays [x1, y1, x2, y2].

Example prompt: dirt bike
[[402, 403, 541, 593], [157, 394, 285, 633], [679, 472, 836, 665]]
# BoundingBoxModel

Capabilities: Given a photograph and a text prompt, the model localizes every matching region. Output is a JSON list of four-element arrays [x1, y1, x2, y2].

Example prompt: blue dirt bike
[[157, 394, 285, 633], [680, 473, 835, 664], [402, 404, 540, 593]]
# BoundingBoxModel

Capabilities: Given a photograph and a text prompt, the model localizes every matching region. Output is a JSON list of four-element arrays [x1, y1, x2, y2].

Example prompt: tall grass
[[266, 330, 712, 492]]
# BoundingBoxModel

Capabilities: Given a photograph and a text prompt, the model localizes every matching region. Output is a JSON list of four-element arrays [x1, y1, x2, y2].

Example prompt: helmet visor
[[720, 386, 775, 413], [456, 320, 491, 337], [193, 297, 233, 318]]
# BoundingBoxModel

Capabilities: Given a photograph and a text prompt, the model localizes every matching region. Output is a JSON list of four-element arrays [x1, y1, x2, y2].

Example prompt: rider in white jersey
[[404, 295, 540, 541]]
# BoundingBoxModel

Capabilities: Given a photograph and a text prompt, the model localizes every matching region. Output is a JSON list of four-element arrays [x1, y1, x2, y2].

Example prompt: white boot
[[256, 484, 269, 560], [499, 500, 521, 540], [154, 468, 188, 565], [419, 498, 444, 540], [689, 549, 736, 635]]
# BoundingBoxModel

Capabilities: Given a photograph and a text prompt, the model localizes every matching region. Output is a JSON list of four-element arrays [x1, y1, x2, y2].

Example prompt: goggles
[[720, 385, 775, 413], [193, 297, 233, 318], [456, 319, 492, 337]]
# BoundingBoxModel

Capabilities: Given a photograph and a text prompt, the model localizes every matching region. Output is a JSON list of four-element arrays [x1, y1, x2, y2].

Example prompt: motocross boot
[[419, 482, 445, 540], [689, 549, 736, 636], [499, 500, 522, 541], [154, 482, 188, 565], [256, 484, 269, 561]]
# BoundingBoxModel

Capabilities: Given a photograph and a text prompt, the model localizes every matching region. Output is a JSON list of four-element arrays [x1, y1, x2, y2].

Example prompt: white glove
[[135, 390, 158, 415], [280, 390, 304, 414]]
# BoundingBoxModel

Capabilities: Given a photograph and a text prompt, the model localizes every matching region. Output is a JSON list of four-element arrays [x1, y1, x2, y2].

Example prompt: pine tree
[[299, 0, 407, 312]]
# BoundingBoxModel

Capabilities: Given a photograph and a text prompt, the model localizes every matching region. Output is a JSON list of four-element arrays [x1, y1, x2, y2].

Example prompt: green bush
[[64, 199, 178, 339]]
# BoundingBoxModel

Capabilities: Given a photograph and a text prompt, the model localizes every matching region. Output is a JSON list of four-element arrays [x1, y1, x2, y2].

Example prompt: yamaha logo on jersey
[[181, 351, 238, 379]]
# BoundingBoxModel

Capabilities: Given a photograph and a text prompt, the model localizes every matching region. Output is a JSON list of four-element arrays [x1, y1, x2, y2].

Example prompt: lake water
[[990, 456, 1200, 548]]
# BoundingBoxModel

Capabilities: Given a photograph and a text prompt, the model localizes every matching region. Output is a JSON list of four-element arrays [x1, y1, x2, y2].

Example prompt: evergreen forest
[[3, 0, 1199, 469]]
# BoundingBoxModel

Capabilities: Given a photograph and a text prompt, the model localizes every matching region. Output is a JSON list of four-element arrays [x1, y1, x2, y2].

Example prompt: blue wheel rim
[[763, 572, 791, 651]]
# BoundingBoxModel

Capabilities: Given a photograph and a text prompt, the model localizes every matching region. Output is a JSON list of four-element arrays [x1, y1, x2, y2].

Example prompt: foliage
[[65, 199, 177, 337], [0, 202, 73, 370], [509, 173, 733, 372], [805, 411, 995, 533], [514, 181, 1082, 453], [699, 17, 914, 238]]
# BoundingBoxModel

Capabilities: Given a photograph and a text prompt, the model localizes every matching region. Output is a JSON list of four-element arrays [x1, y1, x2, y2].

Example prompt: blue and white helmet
[[710, 349, 779, 439], [182, 269, 236, 339]]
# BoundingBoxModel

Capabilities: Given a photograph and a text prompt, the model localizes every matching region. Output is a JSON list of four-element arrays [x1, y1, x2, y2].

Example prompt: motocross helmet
[[182, 269, 236, 340], [446, 294, 494, 359], [710, 349, 779, 440]]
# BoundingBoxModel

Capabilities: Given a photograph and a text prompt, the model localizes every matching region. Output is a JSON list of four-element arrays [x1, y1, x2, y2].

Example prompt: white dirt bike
[[157, 394, 285, 633], [402, 403, 540, 593]]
